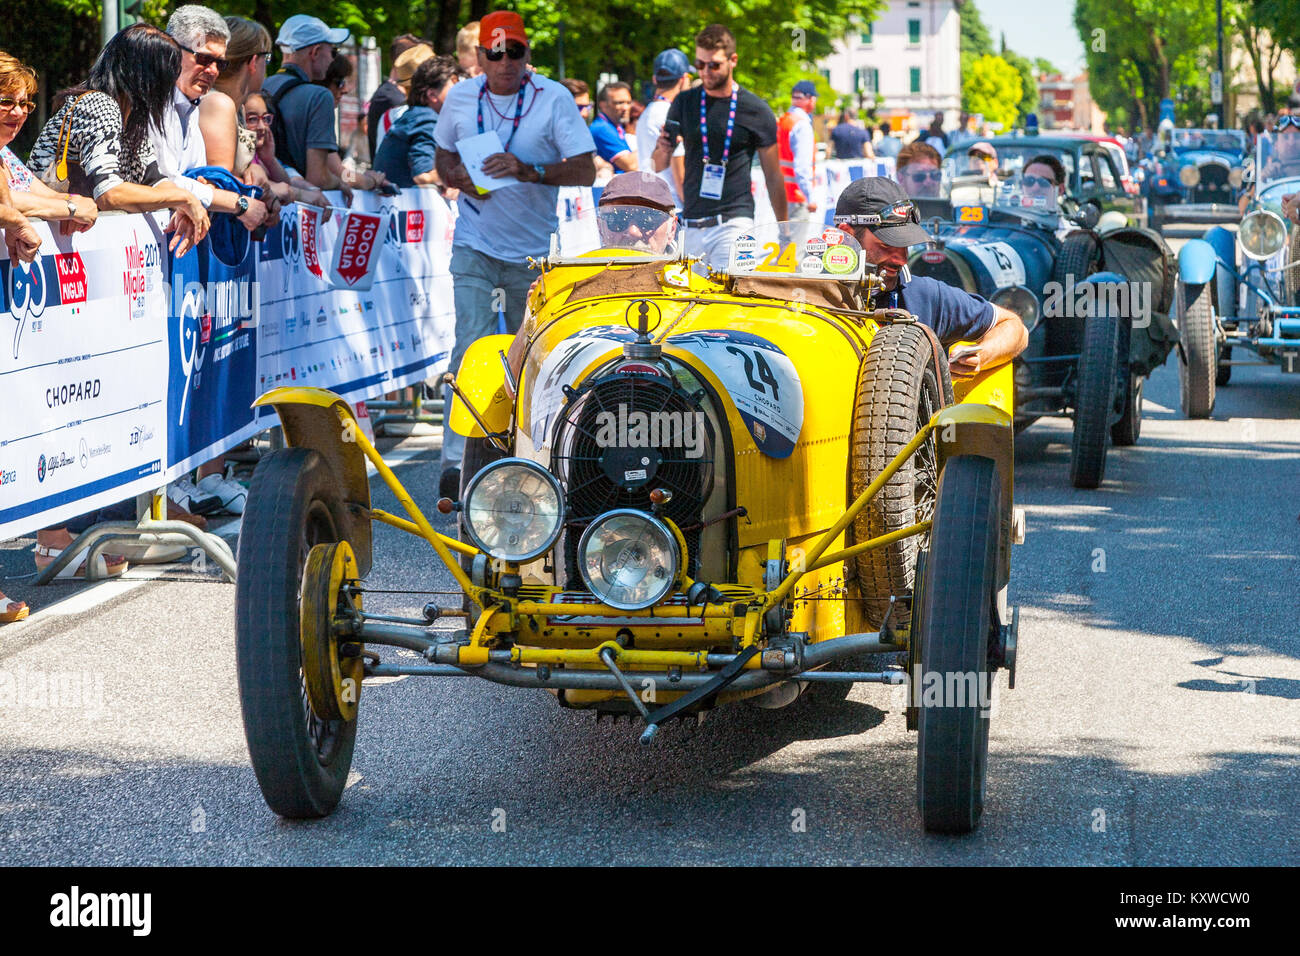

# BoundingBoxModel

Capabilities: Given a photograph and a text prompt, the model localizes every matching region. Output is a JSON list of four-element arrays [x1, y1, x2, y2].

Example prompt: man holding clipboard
[[433, 10, 596, 498]]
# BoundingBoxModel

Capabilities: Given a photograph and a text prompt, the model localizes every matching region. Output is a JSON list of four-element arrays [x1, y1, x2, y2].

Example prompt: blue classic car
[[908, 153, 1178, 488], [1146, 128, 1248, 230], [1174, 133, 1300, 417]]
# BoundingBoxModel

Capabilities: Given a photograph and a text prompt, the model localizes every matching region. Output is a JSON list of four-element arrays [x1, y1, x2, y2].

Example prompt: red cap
[[480, 11, 528, 50]]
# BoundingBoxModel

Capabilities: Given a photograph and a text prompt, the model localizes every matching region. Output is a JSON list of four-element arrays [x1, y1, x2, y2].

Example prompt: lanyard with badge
[[699, 83, 738, 200], [476, 74, 531, 152]]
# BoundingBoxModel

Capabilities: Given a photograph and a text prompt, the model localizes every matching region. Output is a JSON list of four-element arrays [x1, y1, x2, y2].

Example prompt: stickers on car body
[[948, 238, 1026, 287]]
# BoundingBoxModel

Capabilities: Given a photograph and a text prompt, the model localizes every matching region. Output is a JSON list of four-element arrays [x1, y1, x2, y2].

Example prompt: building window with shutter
[[910, 67, 921, 94], [861, 23, 872, 45], [908, 19, 921, 45]]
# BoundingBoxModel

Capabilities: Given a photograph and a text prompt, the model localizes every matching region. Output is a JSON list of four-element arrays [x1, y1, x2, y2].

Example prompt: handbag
[[39, 93, 89, 193]]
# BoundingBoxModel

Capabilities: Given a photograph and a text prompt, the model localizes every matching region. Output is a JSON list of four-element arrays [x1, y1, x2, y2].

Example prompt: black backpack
[[266, 70, 309, 172]]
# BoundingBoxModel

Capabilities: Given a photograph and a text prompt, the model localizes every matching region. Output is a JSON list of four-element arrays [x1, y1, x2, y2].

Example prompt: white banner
[[1, 214, 170, 540]]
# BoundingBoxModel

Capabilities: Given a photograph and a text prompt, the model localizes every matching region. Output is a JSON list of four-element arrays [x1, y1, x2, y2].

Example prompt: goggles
[[834, 199, 918, 227], [600, 206, 669, 233], [1275, 115, 1300, 132]]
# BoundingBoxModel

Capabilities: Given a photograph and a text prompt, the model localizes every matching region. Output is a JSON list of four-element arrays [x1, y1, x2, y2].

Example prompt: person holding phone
[[637, 49, 691, 205]]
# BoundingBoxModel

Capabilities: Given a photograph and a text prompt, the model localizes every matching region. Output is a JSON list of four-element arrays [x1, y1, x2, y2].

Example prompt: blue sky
[[975, 0, 1087, 75]]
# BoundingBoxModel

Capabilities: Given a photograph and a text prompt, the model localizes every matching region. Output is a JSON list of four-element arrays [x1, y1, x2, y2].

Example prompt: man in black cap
[[835, 177, 1028, 375], [596, 171, 679, 253]]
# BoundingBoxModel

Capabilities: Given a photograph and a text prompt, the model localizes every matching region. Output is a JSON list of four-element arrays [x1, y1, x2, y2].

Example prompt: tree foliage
[[962, 53, 1023, 131]]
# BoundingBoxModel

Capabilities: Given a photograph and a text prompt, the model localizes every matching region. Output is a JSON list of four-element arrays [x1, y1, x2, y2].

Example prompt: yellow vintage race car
[[235, 213, 1023, 834]]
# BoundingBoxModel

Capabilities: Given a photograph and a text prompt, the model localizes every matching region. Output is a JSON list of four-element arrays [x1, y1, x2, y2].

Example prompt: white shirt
[[786, 105, 814, 201], [435, 72, 596, 261], [148, 86, 216, 208], [638, 96, 684, 205], [374, 105, 409, 153]]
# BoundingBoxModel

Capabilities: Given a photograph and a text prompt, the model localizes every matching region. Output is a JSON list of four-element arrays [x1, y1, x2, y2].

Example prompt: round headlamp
[[1239, 209, 1288, 261], [462, 458, 564, 562], [577, 509, 679, 611], [1179, 165, 1201, 187], [991, 285, 1041, 333]]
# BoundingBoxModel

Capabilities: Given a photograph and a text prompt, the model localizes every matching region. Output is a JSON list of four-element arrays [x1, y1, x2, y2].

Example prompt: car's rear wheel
[[1070, 299, 1122, 488], [914, 454, 1001, 834], [850, 323, 953, 629], [1177, 280, 1216, 418], [1216, 345, 1232, 386], [235, 448, 357, 819]]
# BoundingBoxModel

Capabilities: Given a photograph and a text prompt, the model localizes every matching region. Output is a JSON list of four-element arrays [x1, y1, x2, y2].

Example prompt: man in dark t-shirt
[[834, 178, 1028, 371], [652, 23, 786, 270]]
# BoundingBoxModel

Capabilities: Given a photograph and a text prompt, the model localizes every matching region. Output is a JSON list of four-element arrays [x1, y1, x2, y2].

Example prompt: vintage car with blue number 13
[[234, 207, 1026, 835]]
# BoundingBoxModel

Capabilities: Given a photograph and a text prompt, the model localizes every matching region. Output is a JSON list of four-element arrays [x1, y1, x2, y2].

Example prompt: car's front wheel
[[1070, 299, 1122, 488], [1177, 280, 1217, 418]]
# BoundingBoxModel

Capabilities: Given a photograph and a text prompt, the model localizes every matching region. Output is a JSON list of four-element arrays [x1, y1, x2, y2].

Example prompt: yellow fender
[[448, 333, 515, 439], [252, 386, 374, 576], [932, 401, 1014, 587]]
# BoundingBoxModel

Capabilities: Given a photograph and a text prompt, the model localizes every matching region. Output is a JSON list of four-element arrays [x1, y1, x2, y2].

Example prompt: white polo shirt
[[148, 85, 216, 207], [434, 72, 595, 261]]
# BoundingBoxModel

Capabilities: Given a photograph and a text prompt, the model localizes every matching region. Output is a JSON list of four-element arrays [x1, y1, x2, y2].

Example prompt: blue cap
[[653, 49, 692, 83], [277, 14, 350, 51], [792, 80, 817, 98]]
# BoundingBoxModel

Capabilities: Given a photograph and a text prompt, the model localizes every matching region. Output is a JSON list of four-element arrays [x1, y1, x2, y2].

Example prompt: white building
[[817, 0, 963, 137]]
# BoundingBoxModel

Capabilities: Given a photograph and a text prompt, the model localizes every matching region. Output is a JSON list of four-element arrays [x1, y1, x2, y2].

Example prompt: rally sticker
[[822, 245, 858, 274], [665, 329, 803, 458], [804, 239, 827, 255], [820, 227, 846, 245], [800, 254, 825, 274]]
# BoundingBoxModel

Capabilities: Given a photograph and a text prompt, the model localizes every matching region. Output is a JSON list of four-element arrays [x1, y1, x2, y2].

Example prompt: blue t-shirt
[[372, 106, 438, 189], [830, 123, 870, 159], [882, 272, 996, 346], [590, 112, 631, 163]]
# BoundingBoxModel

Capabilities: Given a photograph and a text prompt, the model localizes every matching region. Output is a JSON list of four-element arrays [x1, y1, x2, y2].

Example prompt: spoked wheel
[[1070, 299, 1122, 488], [236, 448, 358, 818], [914, 455, 1002, 834], [850, 323, 953, 629], [1177, 280, 1217, 418]]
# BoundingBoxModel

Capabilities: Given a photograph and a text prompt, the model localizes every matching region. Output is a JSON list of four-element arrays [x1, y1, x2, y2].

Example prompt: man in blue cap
[[779, 80, 818, 220], [637, 49, 693, 205]]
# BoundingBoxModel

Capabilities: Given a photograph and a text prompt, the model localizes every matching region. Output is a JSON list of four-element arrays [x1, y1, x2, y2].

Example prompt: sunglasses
[[1022, 174, 1056, 188], [244, 111, 275, 127], [0, 95, 36, 114], [903, 169, 942, 183], [481, 42, 527, 61], [602, 206, 665, 233], [578, 103, 594, 114], [835, 199, 918, 227], [180, 44, 229, 71], [1275, 116, 1300, 132], [694, 60, 728, 72]]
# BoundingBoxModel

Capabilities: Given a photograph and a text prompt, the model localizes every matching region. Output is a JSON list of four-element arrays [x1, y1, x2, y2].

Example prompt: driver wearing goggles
[[834, 177, 1028, 376], [596, 170, 679, 254]]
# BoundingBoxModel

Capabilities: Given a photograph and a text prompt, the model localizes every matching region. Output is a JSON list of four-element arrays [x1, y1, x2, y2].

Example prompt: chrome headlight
[[991, 285, 1041, 332], [1179, 165, 1201, 187], [578, 509, 679, 611], [1239, 209, 1288, 261], [462, 458, 564, 562]]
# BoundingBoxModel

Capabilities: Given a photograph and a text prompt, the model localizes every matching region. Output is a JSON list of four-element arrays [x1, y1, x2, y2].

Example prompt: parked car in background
[[1146, 128, 1248, 230]]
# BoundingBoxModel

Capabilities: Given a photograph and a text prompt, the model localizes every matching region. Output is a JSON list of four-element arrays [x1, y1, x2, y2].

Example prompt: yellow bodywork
[[254, 252, 1015, 707]]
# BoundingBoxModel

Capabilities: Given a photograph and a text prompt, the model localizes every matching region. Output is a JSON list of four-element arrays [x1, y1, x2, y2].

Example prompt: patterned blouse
[[27, 91, 165, 199], [1, 146, 34, 191]]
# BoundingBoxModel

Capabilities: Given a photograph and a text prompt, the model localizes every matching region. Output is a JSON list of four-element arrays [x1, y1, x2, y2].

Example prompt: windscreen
[[549, 205, 682, 263], [1171, 129, 1247, 153]]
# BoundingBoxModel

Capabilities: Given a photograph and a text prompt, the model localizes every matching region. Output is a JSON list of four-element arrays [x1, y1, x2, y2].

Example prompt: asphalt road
[[2, 251, 1298, 865]]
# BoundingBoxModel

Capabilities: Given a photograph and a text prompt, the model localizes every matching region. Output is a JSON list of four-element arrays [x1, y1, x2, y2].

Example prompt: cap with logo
[[598, 171, 677, 213], [653, 49, 692, 83], [480, 10, 529, 50], [276, 14, 351, 51], [833, 177, 931, 248], [791, 80, 817, 98], [393, 44, 435, 85]]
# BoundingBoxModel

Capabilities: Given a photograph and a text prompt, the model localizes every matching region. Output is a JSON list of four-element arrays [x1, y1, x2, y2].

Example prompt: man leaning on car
[[835, 177, 1029, 376]]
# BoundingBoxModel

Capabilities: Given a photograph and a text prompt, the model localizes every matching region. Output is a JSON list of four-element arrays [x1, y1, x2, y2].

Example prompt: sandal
[[34, 545, 129, 580], [1, 597, 29, 624]]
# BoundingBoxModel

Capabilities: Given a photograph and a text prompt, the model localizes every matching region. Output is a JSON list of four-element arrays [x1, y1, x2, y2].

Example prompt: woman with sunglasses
[[0, 52, 98, 232], [894, 141, 943, 198], [27, 24, 209, 257]]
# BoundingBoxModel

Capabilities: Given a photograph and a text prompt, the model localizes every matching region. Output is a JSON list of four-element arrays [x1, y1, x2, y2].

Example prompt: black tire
[[1177, 281, 1216, 418], [1112, 373, 1143, 446], [1070, 303, 1121, 488], [1052, 232, 1104, 290], [1049, 233, 1104, 358], [235, 448, 356, 819], [850, 323, 953, 628], [915, 455, 1001, 835], [1216, 345, 1232, 387]]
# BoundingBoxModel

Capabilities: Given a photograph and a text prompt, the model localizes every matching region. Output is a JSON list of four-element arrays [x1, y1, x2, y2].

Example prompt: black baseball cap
[[834, 177, 931, 247]]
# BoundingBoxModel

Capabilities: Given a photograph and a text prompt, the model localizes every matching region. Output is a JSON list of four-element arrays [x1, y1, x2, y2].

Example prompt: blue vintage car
[[1146, 128, 1247, 229], [908, 157, 1178, 488], [1173, 134, 1300, 416]]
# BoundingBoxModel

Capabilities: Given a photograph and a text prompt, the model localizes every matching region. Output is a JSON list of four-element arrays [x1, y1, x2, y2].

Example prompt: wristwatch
[[65, 198, 77, 218], [235, 195, 250, 216], [532, 163, 547, 183]]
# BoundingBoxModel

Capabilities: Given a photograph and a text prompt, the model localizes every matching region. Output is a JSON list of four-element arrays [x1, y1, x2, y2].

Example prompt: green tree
[[963, 53, 1023, 131], [1000, 45, 1039, 123], [1233, 0, 1294, 115]]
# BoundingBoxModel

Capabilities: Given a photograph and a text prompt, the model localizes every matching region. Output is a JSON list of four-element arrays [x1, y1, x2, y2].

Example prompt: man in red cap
[[433, 11, 597, 498]]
